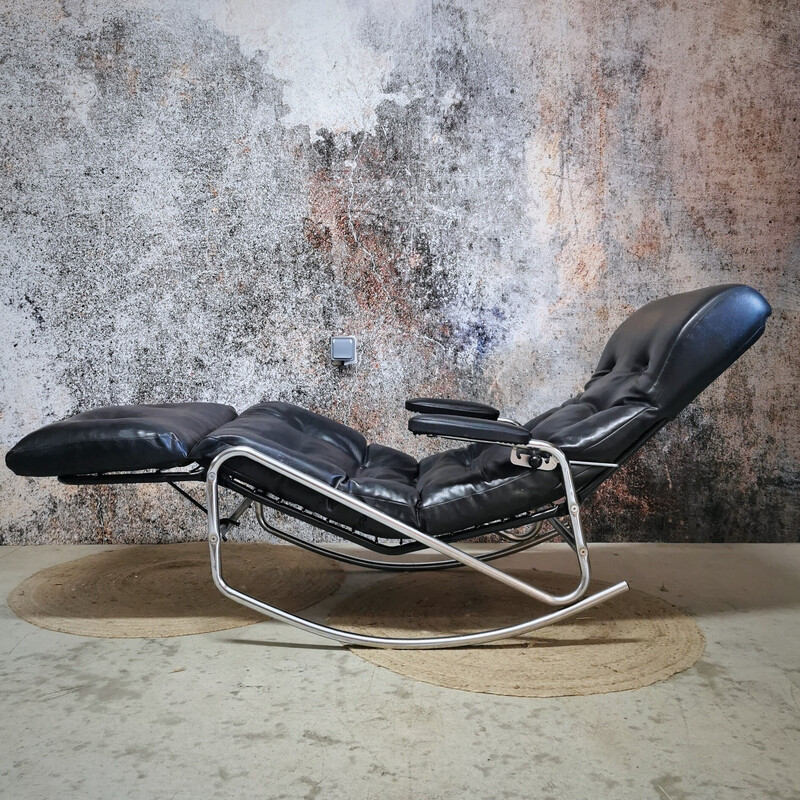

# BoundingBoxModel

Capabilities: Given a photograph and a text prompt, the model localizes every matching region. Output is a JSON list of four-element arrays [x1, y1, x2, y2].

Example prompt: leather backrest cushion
[[584, 284, 771, 417], [523, 285, 771, 462]]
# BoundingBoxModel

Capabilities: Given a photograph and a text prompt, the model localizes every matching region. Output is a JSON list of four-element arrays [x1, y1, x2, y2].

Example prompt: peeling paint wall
[[1, 0, 798, 544]]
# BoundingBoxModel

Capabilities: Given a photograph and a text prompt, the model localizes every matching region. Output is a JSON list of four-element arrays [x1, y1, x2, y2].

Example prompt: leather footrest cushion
[[5, 403, 238, 477]]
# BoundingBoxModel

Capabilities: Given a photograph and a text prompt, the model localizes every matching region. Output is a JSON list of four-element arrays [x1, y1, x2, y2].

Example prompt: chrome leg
[[212, 545, 626, 649]]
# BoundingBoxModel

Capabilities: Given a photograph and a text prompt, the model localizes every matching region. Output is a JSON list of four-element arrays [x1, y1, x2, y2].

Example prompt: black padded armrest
[[405, 397, 500, 420], [408, 414, 531, 445]]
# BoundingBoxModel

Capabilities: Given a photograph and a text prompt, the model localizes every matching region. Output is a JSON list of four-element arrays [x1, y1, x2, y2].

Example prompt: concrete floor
[[0, 542, 798, 800]]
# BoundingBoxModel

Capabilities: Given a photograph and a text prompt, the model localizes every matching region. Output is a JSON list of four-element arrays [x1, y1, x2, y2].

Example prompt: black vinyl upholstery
[[408, 414, 532, 444], [190, 402, 422, 536], [521, 284, 772, 461], [405, 398, 500, 419], [5, 403, 237, 476], [5, 285, 771, 538], [417, 285, 771, 532]]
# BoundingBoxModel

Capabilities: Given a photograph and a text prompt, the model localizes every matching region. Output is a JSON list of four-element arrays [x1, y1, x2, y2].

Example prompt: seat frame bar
[[253, 505, 560, 571], [205, 438, 629, 649]]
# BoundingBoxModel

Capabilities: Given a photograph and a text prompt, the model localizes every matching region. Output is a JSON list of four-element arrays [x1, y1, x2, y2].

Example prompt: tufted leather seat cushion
[[414, 444, 602, 534], [6, 403, 238, 477], [190, 402, 421, 537]]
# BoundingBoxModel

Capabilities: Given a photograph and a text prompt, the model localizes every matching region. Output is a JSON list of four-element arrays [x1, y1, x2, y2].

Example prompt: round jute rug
[[328, 569, 705, 697], [8, 542, 343, 638]]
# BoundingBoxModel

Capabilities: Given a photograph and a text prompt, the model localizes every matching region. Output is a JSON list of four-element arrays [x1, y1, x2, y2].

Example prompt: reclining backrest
[[526, 284, 771, 462], [584, 284, 771, 417]]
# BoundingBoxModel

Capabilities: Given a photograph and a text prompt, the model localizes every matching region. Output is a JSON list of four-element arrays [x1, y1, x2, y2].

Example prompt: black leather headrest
[[583, 284, 771, 418]]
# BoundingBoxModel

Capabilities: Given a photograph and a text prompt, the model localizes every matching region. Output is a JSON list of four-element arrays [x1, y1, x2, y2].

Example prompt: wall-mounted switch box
[[330, 336, 357, 366]]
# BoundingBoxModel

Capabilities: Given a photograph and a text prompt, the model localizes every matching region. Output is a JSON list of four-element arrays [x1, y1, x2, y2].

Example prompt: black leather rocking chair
[[5, 284, 771, 648]]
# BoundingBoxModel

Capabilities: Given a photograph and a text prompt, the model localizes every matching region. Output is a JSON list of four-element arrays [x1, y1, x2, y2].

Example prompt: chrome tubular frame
[[204, 438, 629, 649]]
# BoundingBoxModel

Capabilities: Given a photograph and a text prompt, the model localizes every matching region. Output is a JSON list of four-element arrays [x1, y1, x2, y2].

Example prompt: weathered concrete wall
[[1, 0, 797, 544]]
